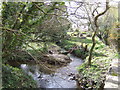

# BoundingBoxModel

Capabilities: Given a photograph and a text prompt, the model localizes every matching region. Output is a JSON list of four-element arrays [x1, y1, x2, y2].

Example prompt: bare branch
[[74, 2, 83, 14], [94, 1, 109, 28], [92, 5, 99, 17]]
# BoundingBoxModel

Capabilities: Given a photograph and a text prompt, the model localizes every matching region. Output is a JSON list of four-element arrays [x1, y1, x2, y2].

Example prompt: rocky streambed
[[20, 53, 83, 88]]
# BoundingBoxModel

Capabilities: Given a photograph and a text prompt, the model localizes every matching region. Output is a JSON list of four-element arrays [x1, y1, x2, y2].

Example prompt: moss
[[2, 64, 37, 88]]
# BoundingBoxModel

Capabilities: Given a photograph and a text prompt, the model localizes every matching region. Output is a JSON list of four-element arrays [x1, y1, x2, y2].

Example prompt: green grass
[[60, 37, 93, 49], [59, 40, 74, 50], [92, 52, 107, 57], [58, 37, 90, 59], [70, 37, 93, 44], [59, 36, 104, 59]]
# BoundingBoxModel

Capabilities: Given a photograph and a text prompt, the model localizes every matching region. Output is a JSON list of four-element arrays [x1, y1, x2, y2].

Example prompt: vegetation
[[2, 2, 69, 88], [2, 64, 37, 88], [76, 38, 114, 89], [58, 36, 89, 59], [1, 1, 119, 89]]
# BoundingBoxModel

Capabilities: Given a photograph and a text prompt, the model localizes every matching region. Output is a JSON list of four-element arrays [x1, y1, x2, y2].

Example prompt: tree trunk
[[88, 31, 97, 66], [87, 1, 109, 66]]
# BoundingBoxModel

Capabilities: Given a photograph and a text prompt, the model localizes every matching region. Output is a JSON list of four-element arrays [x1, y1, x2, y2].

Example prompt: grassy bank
[[60, 32, 116, 89], [76, 38, 116, 89]]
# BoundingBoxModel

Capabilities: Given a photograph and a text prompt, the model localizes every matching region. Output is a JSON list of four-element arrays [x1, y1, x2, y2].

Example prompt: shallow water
[[20, 54, 83, 88]]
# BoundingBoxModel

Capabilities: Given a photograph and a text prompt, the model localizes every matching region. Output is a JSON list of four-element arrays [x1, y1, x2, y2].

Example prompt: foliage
[[1, 2, 119, 89], [2, 64, 37, 88], [58, 37, 89, 59], [72, 49, 88, 59], [97, 6, 118, 45], [77, 39, 116, 89], [58, 40, 74, 50], [2, 2, 69, 62], [108, 23, 120, 52]]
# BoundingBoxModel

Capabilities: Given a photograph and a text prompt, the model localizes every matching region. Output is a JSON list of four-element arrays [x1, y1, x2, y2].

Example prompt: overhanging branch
[[94, 1, 109, 28]]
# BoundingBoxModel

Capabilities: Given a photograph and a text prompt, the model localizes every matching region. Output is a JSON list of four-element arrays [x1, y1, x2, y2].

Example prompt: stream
[[20, 54, 83, 88]]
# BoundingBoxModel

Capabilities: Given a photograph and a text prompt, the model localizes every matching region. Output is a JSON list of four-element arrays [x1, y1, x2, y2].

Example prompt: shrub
[[2, 64, 37, 88]]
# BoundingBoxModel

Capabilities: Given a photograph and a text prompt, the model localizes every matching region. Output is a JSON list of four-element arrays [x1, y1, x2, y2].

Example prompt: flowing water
[[20, 54, 83, 88]]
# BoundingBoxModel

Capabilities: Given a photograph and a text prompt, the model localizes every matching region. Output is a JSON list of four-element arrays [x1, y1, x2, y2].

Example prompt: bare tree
[[88, 0, 109, 66], [66, 1, 109, 66]]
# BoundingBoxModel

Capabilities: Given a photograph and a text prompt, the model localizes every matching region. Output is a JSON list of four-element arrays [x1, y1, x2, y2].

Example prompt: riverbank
[[20, 53, 83, 88], [3, 44, 73, 88], [3, 36, 117, 89], [74, 38, 116, 89]]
